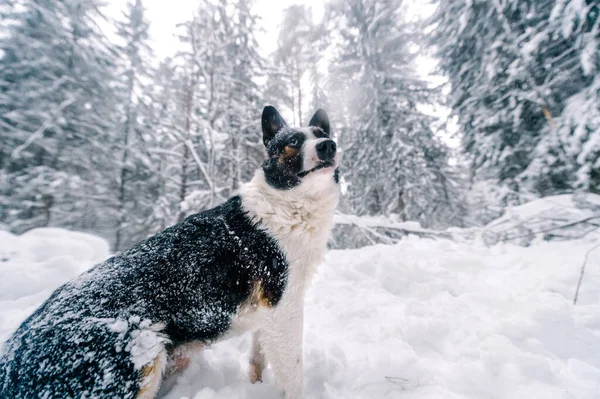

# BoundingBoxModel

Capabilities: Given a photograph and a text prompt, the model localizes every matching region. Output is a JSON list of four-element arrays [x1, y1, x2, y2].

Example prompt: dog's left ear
[[262, 106, 287, 146], [309, 109, 330, 135]]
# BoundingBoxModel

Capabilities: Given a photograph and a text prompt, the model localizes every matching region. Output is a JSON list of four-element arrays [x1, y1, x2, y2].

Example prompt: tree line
[[0, 0, 598, 249]]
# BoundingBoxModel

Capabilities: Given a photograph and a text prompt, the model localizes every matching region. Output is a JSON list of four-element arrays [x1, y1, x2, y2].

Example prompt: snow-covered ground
[[1, 226, 599, 398]]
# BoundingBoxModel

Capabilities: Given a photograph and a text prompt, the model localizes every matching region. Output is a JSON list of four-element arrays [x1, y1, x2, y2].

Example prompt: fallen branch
[[334, 213, 450, 241], [500, 215, 600, 241], [349, 222, 395, 245], [385, 376, 409, 384]]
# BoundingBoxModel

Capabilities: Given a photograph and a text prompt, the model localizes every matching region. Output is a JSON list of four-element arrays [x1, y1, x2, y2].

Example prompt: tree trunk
[[290, 75, 297, 126], [178, 78, 193, 222], [296, 59, 302, 125], [115, 68, 136, 251]]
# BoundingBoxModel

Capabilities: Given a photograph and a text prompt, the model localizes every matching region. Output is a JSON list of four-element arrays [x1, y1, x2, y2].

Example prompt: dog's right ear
[[262, 106, 287, 147]]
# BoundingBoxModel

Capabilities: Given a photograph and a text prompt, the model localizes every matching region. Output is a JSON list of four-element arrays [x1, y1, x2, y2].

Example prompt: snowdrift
[[1, 201, 600, 398]]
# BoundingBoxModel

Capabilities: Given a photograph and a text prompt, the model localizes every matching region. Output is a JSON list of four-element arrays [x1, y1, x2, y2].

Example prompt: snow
[[127, 321, 168, 370], [520, 30, 547, 62], [2, 224, 600, 398], [0, 228, 110, 341], [0, 228, 109, 301], [483, 194, 600, 245], [100, 317, 168, 370], [581, 40, 597, 76]]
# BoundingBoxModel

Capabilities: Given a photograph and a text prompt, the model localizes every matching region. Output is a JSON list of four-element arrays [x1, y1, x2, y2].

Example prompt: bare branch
[[573, 243, 600, 305], [501, 215, 600, 241], [11, 93, 80, 159]]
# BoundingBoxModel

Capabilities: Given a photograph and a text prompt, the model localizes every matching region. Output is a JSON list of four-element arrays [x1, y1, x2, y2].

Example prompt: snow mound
[[0, 228, 109, 340], [1, 227, 599, 398]]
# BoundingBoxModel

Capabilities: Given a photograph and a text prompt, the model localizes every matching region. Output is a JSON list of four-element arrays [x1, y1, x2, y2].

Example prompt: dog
[[0, 106, 340, 398]]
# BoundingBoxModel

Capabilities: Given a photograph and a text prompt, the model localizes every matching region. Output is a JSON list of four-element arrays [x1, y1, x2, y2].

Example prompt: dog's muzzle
[[316, 139, 336, 161], [297, 139, 338, 178]]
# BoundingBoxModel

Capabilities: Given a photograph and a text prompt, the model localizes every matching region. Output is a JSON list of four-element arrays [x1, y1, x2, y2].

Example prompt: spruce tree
[[113, 0, 157, 249], [431, 0, 599, 203], [0, 0, 119, 234], [329, 0, 465, 227]]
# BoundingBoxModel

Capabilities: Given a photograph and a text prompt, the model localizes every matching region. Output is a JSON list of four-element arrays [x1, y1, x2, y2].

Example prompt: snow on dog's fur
[[0, 106, 339, 399]]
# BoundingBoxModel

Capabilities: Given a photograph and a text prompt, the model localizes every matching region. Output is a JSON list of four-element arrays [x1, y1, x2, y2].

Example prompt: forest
[[0, 0, 599, 250]]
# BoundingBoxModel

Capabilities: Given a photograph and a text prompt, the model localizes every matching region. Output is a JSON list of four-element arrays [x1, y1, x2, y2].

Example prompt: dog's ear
[[309, 109, 330, 135], [262, 106, 287, 146]]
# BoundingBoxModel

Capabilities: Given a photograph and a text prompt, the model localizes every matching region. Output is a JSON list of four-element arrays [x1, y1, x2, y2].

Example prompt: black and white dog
[[0, 106, 340, 398]]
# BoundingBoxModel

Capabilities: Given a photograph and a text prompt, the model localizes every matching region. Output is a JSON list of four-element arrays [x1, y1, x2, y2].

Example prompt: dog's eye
[[289, 137, 298, 146]]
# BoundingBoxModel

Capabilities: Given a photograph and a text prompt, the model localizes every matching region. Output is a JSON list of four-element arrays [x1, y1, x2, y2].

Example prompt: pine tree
[[329, 0, 465, 227], [219, 0, 265, 193], [112, 0, 157, 250], [172, 1, 228, 218], [143, 59, 186, 232], [150, 0, 266, 223], [431, 0, 599, 203], [0, 0, 119, 234], [521, 1, 599, 194]]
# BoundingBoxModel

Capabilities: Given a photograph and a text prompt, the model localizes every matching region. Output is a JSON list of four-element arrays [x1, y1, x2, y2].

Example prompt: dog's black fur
[[0, 197, 287, 398]]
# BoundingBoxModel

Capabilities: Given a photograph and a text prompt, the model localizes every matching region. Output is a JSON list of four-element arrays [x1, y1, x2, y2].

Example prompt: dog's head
[[260, 106, 340, 190]]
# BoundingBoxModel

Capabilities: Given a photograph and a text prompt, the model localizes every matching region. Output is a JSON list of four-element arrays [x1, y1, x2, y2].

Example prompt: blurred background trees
[[432, 0, 599, 222], [1, 0, 598, 249]]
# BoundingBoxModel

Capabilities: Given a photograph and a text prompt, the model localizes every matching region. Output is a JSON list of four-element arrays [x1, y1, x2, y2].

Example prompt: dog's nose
[[316, 140, 336, 161]]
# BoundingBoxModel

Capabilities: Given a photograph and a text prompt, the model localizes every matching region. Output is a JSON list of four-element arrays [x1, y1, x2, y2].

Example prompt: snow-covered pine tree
[[155, 0, 265, 222], [521, 1, 599, 194], [168, 14, 211, 221], [174, 0, 235, 217], [431, 0, 540, 205], [431, 0, 599, 204], [143, 58, 186, 232], [0, 0, 119, 235], [112, 0, 157, 250], [328, 0, 465, 228], [218, 0, 265, 194]]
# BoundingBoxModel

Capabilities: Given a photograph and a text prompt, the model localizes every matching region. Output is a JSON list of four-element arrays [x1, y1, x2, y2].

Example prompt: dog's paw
[[249, 361, 263, 384], [165, 353, 192, 377]]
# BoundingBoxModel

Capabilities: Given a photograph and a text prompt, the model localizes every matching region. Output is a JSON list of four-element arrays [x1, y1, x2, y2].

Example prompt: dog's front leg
[[249, 329, 265, 383], [260, 295, 304, 398]]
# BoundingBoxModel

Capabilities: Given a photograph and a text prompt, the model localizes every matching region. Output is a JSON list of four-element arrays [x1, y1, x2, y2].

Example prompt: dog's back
[[0, 196, 288, 398]]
